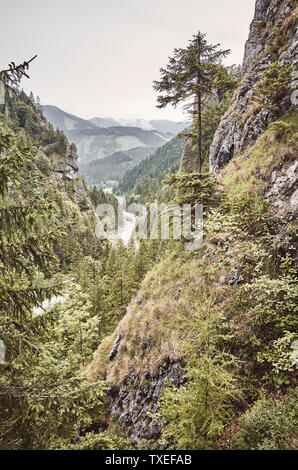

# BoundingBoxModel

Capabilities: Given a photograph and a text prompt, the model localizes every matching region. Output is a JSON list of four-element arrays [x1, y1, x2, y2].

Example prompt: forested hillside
[[80, 145, 157, 185], [0, 83, 173, 449], [117, 135, 185, 203]]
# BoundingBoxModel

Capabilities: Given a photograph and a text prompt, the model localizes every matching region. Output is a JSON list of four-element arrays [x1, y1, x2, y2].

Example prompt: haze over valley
[[43, 104, 189, 183]]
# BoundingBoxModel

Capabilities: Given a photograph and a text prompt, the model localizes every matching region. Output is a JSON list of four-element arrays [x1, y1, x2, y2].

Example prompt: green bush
[[253, 61, 294, 110], [36, 152, 52, 176], [61, 431, 132, 450], [224, 195, 275, 236], [233, 391, 298, 450], [243, 274, 298, 334]]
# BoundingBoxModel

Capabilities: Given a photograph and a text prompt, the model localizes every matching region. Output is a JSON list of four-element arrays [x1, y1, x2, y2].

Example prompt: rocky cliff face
[[87, 309, 187, 442], [41, 140, 89, 207], [108, 359, 185, 441], [210, 0, 297, 175]]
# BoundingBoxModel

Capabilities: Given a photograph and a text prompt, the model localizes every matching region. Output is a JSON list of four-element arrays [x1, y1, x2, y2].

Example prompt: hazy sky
[[0, 0, 256, 121]]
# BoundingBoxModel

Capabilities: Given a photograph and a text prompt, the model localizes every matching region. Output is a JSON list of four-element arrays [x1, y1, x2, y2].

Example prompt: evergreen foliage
[[75, 239, 168, 339], [118, 86, 236, 205], [253, 61, 294, 110], [118, 135, 185, 204], [233, 391, 298, 450], [0, 121, 108, 450], [0, 89, 67, 149], [0, 77, 106, 449], [164, 172, 220, 209], [157, 308, 241, 450], [0, 56, 37, 93], [153, 32, 235, 173], [180, 88, 236, 169], [0, 35, 297, 452]]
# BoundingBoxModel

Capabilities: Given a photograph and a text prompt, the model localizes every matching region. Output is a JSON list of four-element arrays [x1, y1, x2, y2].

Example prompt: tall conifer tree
[[153, 32, 232, 174]]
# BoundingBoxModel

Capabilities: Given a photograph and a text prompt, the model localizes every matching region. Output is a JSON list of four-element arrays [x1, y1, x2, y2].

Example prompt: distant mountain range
[[88, 116, 188, 136], [42, 105, 188, 183], [80, 146, 157, 185]]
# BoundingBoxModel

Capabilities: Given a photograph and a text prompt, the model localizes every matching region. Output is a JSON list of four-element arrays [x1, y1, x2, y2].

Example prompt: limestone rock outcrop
[[210, 0, 297, 174], [108, 360, 185, 441]]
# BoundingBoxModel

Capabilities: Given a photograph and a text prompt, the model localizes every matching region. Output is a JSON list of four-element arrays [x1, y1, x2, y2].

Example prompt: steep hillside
[[1, 91, 99, 265], [87, 112, 298, 447], [210, 0, 297, 174], [118, 85, 237, 204], [2, 0, 296, 452], [118, 135, 185, 203], [80, 146, 157, 185], [84, 0, 298, 449], [88, 108, 298, 440], [90, 116, 189, 136]]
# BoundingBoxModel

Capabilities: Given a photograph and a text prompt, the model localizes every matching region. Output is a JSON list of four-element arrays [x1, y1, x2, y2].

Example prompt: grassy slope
[[219, 113, 298, 199]]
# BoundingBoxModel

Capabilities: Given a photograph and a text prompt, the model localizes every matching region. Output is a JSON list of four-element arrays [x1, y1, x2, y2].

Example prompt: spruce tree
[[159, 305, 242, 449], [0, 122, 65, 446], [153, 32, 232, 174], [253, 61, 294, 110]]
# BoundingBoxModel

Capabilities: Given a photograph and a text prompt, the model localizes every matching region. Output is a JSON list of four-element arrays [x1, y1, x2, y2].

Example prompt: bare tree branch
[[0, 55, 37, 91]]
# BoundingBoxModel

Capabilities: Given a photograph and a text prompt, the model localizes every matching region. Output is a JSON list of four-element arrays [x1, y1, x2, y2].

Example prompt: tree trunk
[[197, 48, 202, 176], [79, 322, 84, 365], [197, 90, 202, 175]]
